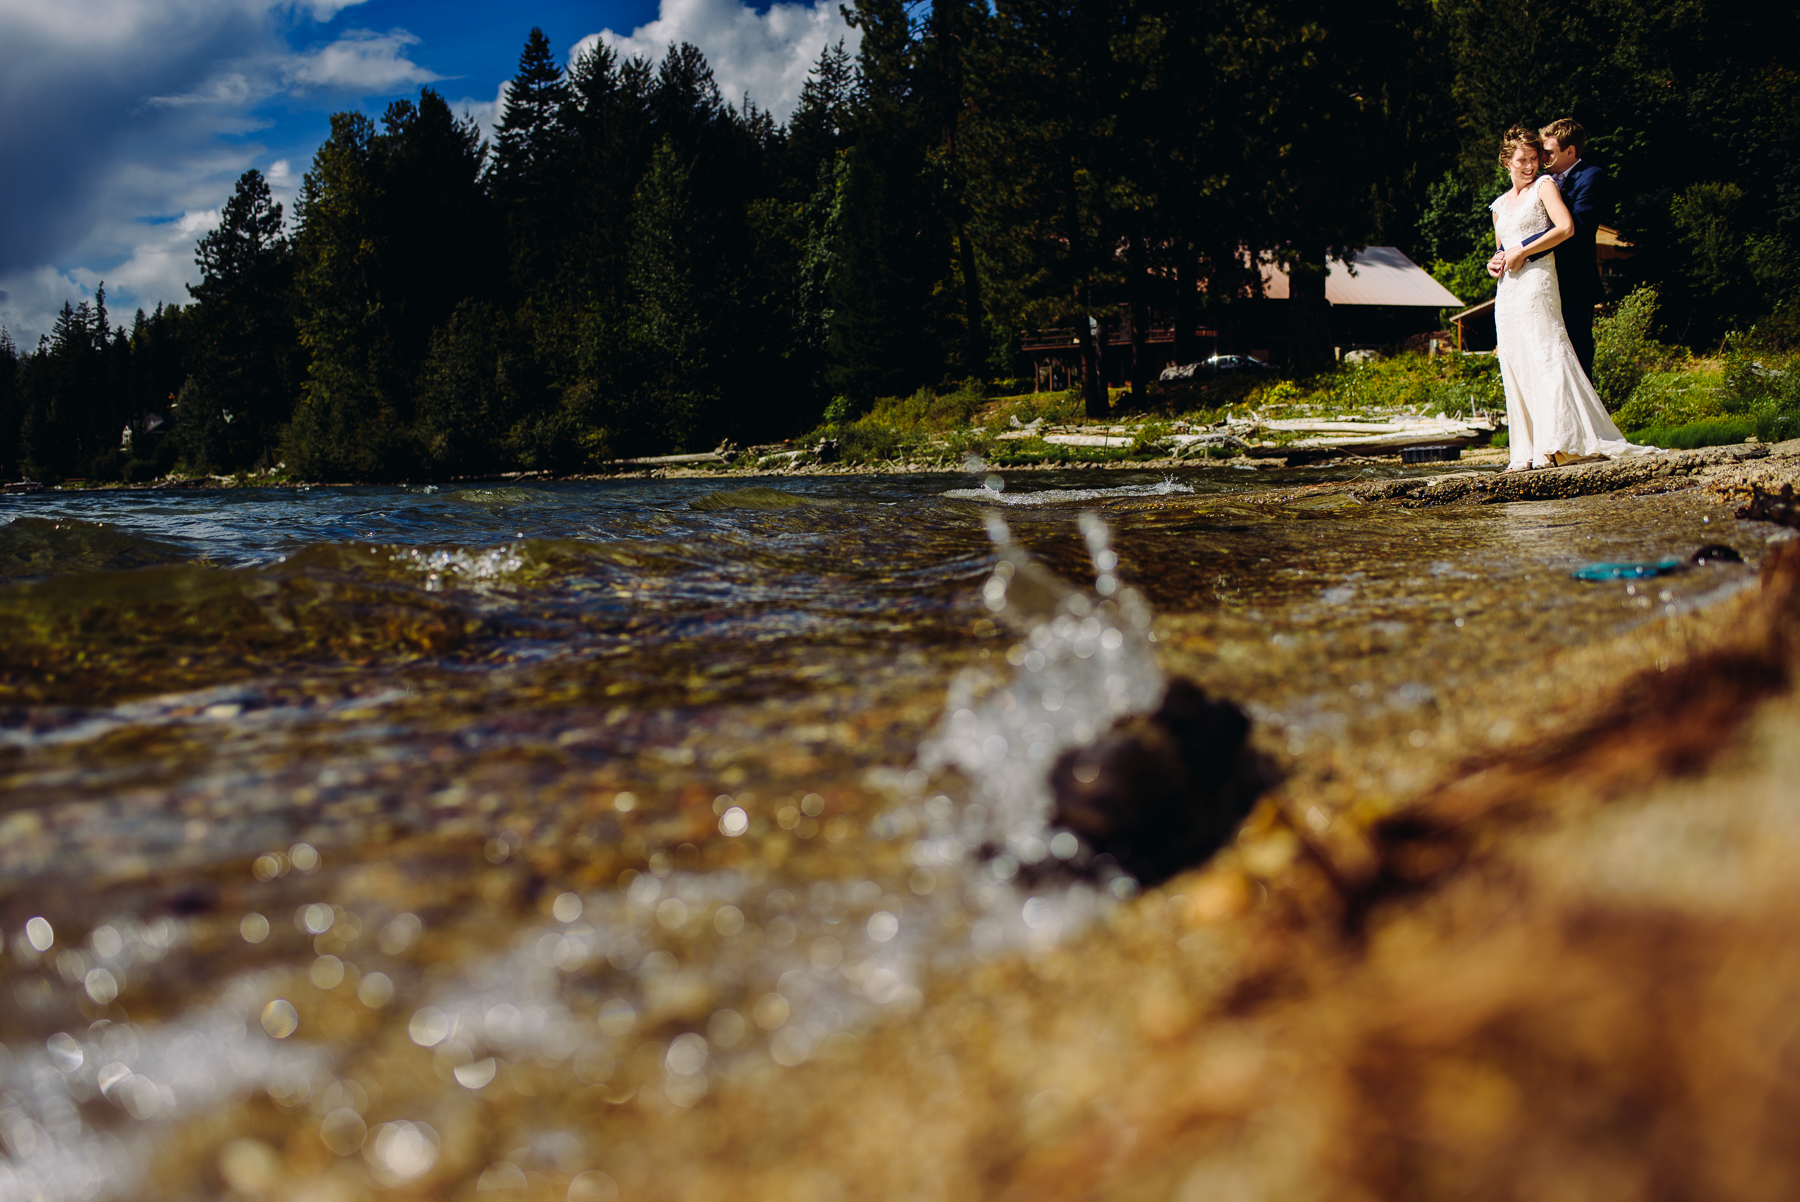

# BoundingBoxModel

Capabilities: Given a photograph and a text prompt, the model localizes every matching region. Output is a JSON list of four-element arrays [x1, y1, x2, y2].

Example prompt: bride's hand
[[1503, 246, 1530, 273]]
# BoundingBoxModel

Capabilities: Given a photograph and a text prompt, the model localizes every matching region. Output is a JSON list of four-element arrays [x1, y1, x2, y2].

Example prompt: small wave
[[0, 556, 484, 705], [688, 487, 845, 512], [441, 487, 541, 506], [941, 479, 1193, 506], [0, 516, 188, 581]]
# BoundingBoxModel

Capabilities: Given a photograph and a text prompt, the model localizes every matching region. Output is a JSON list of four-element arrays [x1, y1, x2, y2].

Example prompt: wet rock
[[1351, 444, 1772, 507], [1049, 678, 1272, 885], [1738, 483, 1800, 528], [1692, 543, 1744, 564]]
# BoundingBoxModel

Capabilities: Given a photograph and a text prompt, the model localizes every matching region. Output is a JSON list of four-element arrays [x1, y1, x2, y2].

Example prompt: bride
[[1489, 125, 1653, 470]]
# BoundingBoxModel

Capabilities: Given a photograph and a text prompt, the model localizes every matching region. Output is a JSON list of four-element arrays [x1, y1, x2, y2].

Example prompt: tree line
[[1, 0, 1795, 483]]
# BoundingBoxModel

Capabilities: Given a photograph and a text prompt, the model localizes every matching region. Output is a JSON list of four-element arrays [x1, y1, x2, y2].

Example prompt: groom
[[1488, 118, 1606, 383]]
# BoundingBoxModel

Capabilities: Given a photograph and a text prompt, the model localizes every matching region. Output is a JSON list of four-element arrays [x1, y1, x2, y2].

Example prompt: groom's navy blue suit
[[1550, 160, 1605, 383]]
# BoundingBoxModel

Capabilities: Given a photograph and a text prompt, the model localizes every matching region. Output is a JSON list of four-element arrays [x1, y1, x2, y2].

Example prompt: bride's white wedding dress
[[1491, 175, 1652, 470]]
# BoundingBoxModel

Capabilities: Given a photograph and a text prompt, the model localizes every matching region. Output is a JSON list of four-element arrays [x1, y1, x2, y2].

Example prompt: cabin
[[1018, 246, 1461, 387]]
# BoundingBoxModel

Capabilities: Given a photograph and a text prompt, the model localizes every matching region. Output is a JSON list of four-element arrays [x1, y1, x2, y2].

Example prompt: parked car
[[1204, 354, 1277, 373], [1159, 355, 1277, 382]]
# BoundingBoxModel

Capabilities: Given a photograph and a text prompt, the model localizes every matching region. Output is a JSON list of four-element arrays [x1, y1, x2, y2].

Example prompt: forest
[[0, 0, 1796, 483]]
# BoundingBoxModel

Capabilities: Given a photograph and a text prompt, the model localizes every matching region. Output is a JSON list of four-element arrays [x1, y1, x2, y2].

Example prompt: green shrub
[[1281, 351, 1504, 419], [822, 395, 862, 424], [1594, 285, 1674, 411], [836, 423, 908, 464], [1626, 417, 1756, 449], [1757, 408, 1800, 443], [1132, 420, 1171, 456], [864, 384, 982, 432], [1613, 369, 1726, 431]]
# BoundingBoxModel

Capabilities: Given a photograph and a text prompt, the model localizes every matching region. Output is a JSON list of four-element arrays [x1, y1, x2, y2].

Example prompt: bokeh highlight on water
[[0, 465, 1761, 1199]]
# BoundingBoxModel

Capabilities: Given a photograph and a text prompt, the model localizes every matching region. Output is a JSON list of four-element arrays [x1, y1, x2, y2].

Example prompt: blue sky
[[0, 0, 856, 348]]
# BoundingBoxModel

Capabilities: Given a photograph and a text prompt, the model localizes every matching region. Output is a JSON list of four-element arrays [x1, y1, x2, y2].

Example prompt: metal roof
[[1448, 297, 1496, 323], [1259, 246, 1464, 307]]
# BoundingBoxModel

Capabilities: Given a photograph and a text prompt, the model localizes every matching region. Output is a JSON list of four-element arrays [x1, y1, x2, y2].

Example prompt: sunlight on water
[[941, 476, 1194, 506]]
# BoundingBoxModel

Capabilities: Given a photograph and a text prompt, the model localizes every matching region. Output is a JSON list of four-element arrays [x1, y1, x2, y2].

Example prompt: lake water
[[0, 465, 1763, 1200]]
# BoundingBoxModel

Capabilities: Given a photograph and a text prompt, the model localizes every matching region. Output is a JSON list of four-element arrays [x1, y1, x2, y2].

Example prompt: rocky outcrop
[[1349, 442, 1774, 506]]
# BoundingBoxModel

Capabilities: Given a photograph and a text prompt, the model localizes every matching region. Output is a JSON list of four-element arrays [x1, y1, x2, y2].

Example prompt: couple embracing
[[1486, 118, 1655, 471]]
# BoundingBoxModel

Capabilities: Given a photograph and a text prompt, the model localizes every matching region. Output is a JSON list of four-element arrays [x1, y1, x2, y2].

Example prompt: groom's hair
[[1540, 118, 1587, 155], [1498, 125, 1545, 169]]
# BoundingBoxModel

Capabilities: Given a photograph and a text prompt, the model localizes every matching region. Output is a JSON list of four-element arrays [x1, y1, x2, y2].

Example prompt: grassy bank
[[758, 287, 1799, 472]]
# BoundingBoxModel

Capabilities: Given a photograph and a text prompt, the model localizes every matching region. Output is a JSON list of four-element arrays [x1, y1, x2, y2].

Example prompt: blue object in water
[[1571, 559, 1685, 581]]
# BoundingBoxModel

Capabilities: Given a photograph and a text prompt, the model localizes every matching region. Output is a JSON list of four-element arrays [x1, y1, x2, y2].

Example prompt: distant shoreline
[[7, 446, 1520, 493]]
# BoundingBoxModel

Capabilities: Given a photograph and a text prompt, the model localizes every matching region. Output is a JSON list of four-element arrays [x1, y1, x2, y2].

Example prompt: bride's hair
[[1498, 124, 1545, 172]]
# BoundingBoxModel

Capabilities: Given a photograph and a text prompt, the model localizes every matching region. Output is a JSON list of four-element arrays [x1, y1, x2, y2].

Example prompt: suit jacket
[[1549, 160, 1605, 306]]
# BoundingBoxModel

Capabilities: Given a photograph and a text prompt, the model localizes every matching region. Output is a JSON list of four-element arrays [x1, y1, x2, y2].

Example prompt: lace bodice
[[1490, 176, 1556, 249]]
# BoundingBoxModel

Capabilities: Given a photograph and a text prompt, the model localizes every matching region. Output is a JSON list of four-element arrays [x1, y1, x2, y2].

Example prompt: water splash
[[915, 512, 1162, 857], [0, 961, 333, 1202], [942, 478, 1192, 506], [388, 544, 527, 593]]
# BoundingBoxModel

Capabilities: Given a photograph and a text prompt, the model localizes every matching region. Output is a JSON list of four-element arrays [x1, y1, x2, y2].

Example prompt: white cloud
[[0, 266, 89, 351], [68, 210, 220, 310], [451, 80, 510, 147], [145, 71, 256, 109], [573, 0, 858, 123], [292, 0, 367, 19], [284, 28, 443, 92]]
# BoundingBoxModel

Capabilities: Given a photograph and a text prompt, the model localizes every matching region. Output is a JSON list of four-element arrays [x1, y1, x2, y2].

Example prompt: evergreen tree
[[413, 300, 527, 473], [786, 39, 857, 195], [380, 91, 495, 383], [821, 143, 937, 401], [492, 27, 571, 298], [626, 138, 716, 451], [287, 91, 493, 479], [561, 40, 655, 312], [819, 1, 949, 406], [179, 168, 297, 471], [963, 0, 1138, 414], [288, 110, 405, 479]]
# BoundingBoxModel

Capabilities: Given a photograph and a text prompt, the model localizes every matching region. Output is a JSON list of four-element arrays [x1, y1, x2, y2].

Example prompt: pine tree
[[380, 90, 495, 386], [492, 28, 570, 297], [787, 39, 856, 194], [181, 168, 297, 471], [626, 138, 716, 451], [413, 300, 526, 473], [288, 110, 405, 479], [493, 28, 569, 183]]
